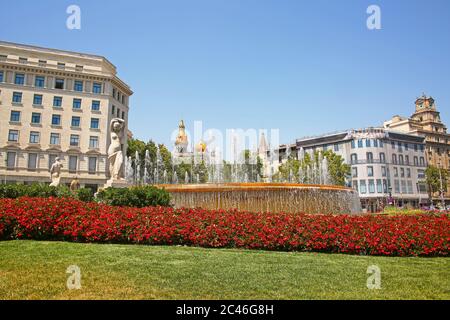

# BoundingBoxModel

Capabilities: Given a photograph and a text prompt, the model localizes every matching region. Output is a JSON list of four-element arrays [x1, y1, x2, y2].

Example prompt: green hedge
[[0, 183, 170, 208], [0, 183, 92, 202], [96, 185, 171, 208]]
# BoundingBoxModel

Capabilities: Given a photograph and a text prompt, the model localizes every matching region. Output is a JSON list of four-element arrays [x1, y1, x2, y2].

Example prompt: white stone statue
[[107, 118, 126, 186], [49, 157, 63, 187]]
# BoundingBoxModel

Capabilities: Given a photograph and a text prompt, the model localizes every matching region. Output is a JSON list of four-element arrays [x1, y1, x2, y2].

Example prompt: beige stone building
[[0, 41, 132, 191], [384, 95, 449, 204]]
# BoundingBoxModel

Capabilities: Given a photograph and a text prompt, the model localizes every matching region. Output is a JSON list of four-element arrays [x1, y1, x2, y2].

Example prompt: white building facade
[[270, 128, 429, 212], [0, 41, 132, 191]]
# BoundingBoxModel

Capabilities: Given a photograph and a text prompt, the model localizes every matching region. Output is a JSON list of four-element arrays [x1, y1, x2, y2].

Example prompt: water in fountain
[[185, 171, 189, 184], [134, 151, 141, 185], [125, 156, 134, 184]]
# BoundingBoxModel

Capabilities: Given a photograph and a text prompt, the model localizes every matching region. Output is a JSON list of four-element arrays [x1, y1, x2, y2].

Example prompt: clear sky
[[1, 0, 449, 147]]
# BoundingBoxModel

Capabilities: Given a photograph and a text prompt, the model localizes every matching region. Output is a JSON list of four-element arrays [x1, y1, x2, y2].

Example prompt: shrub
[[96, 185, 171, 208], [0, 183, 65, 199], [76, 188, 94, 202], [0, 197, 448, 256]]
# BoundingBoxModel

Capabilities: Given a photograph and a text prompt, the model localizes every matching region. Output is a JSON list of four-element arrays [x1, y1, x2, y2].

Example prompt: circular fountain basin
[[157, 183, 361, 214]]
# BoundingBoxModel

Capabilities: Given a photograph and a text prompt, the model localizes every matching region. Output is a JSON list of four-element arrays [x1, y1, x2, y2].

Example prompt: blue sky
[[1, 0, 449, 147]]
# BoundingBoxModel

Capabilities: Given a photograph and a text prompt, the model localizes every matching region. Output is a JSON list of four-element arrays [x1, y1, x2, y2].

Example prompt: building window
[[91, 100, 100, 111], [35, 76, 45, 87], [379, 140, 384, 147], [401, 180, 407, 194], [12, 92, 22, 103], [74, 80, 83, 92], [351, 140, 356, 149], [55, 78, 64, 89], [33, 94, 43, 105], [394, 167, 398, 177], [90, 118, 99, 129], [70, 135, 80, 147], [75, 65, 84, 72], [10, 111, 21, 122], [357, 139, 363, 148], [8, 130, 19, 142], [71, 116, 81, 127], [419, 157, 425, 166], [360, 180, 367, 194], [405, 155, 409, 165], [414, 156, 419, 166], [365, 139, 371, 148], [69, 156, 78, 173], [53, 96, 63, 107], [51, 114, 61, 126], [29, 131, 40, 144], [121, 111, 125, 119], [353, 180, 358, 192], [367, 166, 374, 177], [400, 168, 405, 178], [366, 152, 373, 163], [92, 82, 102, 94], [391, 141, 395, 149], [418, 169, 425, 179], [350, 153, 357, 164], [6, 152, 16, 169], [381, 166, 386, 177], [405, 143, 409, 151], [373, 139, 378, 148], [89, 136, 99, 149], [57, 62, 65, 70], [398, 142, 403, 152], [392, 154, 397, 164], [88, 157, 97, 174], [368, 180, 375, 193], [352, 167, 358, 178], [14, 73, 25, 85], [19, 57, 28, 64], [28, 153, 37, 170], [399, 155, 404, 165], [38, 60, 47, 67], [380, 152, 386, 163], [73, 98, 82, 109], [394, 180, 400, 193], [112, 105, 115, 115], [117, 108, 120, 117], [31, 112, 41, 124], [376, 179, 383, 193], [0, 71, 3, 82], [50, 133, 60, 145], [407, 168, 411, 178]]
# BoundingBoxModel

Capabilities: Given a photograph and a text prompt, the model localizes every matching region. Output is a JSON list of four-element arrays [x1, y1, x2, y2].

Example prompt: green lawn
[[0, 240, 449, 300]]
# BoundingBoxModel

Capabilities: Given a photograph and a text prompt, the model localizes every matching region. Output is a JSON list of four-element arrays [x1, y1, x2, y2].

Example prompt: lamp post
[[416, 182, 421, 209], [438, 162, 445, 210]]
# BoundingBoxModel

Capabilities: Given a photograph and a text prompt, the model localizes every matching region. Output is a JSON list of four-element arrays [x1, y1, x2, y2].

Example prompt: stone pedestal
[[104, 179, 129, 189]]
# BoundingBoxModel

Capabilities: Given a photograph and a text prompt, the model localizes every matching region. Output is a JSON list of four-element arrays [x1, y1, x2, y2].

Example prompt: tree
[[322, 150, 350, 186], [276, 149, 349, 186], [425, 166, 448, 201]]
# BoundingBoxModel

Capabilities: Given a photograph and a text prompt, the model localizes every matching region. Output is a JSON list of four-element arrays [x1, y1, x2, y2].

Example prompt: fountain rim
[[155, 182, 355, 193]]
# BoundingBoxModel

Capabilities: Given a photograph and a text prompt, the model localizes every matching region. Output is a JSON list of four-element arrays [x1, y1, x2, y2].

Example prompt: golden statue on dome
[[175, 120, 189, 154]]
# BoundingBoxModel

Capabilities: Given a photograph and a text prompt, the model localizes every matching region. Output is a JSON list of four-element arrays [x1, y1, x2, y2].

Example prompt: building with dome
[[173, 120, 211, 165]]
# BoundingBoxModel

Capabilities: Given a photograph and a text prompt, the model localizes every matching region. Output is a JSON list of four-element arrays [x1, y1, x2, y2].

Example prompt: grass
[[0, 240, 449, 300]]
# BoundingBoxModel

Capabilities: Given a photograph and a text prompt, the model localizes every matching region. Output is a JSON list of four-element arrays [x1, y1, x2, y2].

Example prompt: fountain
[[126, 144, 361, 214]]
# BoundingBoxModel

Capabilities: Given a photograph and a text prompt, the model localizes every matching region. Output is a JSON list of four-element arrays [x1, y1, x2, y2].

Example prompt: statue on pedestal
[[49, 157, 63, 187], [106, 118, 126, 187], [70, 177, 80, 192]]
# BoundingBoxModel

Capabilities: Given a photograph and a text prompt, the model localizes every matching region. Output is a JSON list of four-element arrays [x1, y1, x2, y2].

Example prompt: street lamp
[[438, 162, 445, 210]]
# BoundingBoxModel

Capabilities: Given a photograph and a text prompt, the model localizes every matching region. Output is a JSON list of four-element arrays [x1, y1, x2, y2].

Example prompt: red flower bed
[[0, 197, 449, 256]]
